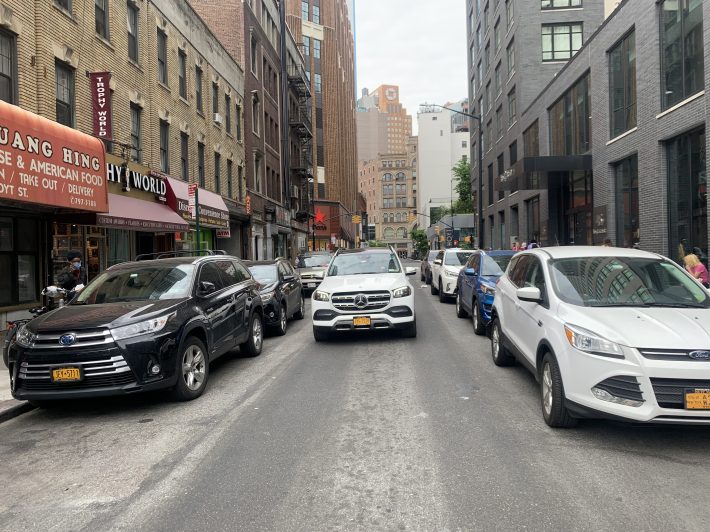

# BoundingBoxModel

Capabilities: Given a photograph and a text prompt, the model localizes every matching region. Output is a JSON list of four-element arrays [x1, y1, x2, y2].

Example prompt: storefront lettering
[[107, 163, 166, 196]]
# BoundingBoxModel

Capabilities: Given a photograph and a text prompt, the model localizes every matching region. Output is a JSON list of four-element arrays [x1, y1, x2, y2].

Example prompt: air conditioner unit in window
[[290, 185, 300, 199], [213, 113, 223, 124]]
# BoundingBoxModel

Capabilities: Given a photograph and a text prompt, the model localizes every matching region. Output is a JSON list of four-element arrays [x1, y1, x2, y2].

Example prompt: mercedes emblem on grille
[[59, 333, 77, 346], [354, 294, 368, 309], [688, 350, 710, 360]]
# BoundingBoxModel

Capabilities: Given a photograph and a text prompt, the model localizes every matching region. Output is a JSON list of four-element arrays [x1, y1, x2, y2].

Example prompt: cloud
[[354, 0, 468, 132]]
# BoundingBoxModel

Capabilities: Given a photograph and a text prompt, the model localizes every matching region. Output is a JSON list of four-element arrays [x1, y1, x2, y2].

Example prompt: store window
[[526, 196, 540, 242], [0, 217, 39, 306], [614, 154, 639, 248], [668, 128, 706, 263], [609, 30, 636, 138]]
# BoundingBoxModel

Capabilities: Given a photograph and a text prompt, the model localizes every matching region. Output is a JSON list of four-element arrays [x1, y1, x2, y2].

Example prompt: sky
[[353, 0, 468, 134]]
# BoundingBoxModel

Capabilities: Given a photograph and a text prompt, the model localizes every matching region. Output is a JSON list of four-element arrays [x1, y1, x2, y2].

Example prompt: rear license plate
[[51, 367, 82, 382], [353, 316, 371, 327], [685, 389, 710, 410]]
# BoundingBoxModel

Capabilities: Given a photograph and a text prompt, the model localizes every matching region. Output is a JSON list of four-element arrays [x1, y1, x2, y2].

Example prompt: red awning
[[0, 100, 108, 212], [97, 193, 189, 232], [164, 177, 229, 229]]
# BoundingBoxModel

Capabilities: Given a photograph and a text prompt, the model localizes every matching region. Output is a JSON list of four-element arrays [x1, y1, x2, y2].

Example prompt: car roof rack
[[135, 249, 227, 261]]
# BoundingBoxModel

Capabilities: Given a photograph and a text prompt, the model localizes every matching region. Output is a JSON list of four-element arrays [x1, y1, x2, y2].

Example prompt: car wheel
[[313, 326, 329, 342], [490, 319, 515, 366], [438, 281, 446, 302], [272, 303, 287, 336], [294, 295, 305, 320], [240, 312, 264, 357], [420, 271, 425, 282], [172, 336, 209, 401], [426, 273, 432, 285], [430, 279, 439, 295], [540, 353, 578, 428], [455, 291, 468, 318], [472, 298, 486, 336], [401, 318, 417, 338]]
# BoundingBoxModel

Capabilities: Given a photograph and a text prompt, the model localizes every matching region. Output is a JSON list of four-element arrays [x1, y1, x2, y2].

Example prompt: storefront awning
[[97, 193, 189, 232], [497, 155, 593, 190], [0, 100, 108, 211], [165, 177, 229, 229]]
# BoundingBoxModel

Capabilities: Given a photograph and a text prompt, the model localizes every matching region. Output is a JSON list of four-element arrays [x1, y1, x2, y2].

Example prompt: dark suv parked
[[246, 258, 304, 336], [7, 255, 263, 404]]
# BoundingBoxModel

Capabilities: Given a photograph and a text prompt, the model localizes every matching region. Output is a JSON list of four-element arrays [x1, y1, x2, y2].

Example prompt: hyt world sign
[[107, 163, 167, 196]]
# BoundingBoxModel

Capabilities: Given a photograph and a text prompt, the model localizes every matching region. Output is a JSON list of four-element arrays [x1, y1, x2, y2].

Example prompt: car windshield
[[549, 256, 710, 308], [445, 251, 473, 266], [427, 251, 439, 261], [297, 255, 331, 268], [74, 264, 195, 304], [481, 255, 513, 276], [249, 265, 278, 284], [327, 252, 401, 276]]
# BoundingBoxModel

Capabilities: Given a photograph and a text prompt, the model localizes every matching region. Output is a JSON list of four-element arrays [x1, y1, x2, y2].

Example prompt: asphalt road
[[1, 260, 709, 531]]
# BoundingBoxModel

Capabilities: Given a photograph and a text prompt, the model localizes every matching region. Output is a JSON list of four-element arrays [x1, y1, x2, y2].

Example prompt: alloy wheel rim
[[253, 316, 263, 351], [456, 293, 461, 313], [542, 363, 553, 415], [300, 296, 304, 316], [492, 325, 499, 358], [473, 304, 479, 329], [182, 345, 205, 391], [280, 307, 287, 331]]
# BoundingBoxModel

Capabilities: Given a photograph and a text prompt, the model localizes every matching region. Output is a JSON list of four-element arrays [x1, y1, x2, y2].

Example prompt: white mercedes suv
[[490, 246, 710, 427], [311, 247, 417, 341]]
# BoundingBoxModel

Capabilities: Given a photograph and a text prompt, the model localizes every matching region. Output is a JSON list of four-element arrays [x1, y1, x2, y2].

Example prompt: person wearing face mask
[[57, 250, 87, 291]]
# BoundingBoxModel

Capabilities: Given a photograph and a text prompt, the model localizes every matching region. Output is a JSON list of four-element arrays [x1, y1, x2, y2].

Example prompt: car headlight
[[480, 284, 496, 295], [261, 290, 277, 302], [313, 290, 330, 302], [110, 314, 173, 341], [392, 285, 412, 298], [14, 324, 36, 348], [564, 324, 624, 359]]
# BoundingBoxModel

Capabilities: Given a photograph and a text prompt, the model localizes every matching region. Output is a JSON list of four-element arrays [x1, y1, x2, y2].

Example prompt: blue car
[[455, 250, 516, 335]]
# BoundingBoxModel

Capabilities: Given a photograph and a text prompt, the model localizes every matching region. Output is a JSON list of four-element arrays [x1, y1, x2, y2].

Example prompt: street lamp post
[[422, 103, 483, 248]]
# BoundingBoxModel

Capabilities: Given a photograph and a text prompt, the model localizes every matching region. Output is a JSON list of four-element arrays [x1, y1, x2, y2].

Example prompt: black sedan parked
[[246, 258, 304, 336], [7, 255, 264, 405]]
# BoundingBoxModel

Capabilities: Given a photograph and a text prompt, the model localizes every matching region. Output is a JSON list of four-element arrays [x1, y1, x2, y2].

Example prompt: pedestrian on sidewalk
[[57, 251, 87, 291], [683, 253, 710, 288]]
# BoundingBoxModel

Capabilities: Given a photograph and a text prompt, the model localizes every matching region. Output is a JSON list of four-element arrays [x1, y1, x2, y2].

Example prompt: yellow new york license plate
[[685, 390, 710, 410], [353, 317, 371, 327], [51, 367, 81, 382]]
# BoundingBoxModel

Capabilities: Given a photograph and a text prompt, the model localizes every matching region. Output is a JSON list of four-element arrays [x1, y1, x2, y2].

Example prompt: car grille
[[17, 354, 136, 390], [32, 329, 115, 349], [639, 349, 710, 361], [651, 378, 710, 409], [593, 375, 643, 402], [300, 273, 323, 280], [331, 291, 392, 312]]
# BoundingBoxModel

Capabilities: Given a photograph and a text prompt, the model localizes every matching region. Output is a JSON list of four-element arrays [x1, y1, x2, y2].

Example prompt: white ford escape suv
[[311, 247, 417, 341], [490, 246, 710, 427]]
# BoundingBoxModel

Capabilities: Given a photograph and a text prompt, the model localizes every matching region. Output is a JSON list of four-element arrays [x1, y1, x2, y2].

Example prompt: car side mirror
[[464, 267, 477, 276], [198, 281, 217, 296], [405, 267, 417, 276], [516, 286, 542, 303], [434, 259, 442, 266]]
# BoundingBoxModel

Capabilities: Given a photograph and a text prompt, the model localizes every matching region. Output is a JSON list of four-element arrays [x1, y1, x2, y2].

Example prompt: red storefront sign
[[0, 99, 108, 212], [90, 72, 113, 140]]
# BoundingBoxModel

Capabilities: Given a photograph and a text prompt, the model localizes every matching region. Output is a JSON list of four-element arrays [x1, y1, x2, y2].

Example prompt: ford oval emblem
[[59, 333, 76, 346], [689, 350, 710, 360]]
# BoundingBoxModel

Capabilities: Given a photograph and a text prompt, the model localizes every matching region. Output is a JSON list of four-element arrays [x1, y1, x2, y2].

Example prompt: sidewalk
[[0, 342, 33, 423]]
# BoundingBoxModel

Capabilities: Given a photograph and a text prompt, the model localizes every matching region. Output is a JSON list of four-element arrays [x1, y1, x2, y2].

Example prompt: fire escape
[[287, 63, 313, 223]]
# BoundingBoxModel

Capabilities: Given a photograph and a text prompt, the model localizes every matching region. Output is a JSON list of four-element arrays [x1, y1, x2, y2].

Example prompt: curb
[[0, 399, 35, 424]]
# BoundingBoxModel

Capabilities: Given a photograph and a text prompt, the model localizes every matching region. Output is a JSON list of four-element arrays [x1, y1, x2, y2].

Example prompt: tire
[[420, 272, 425, 282], [540, 353, 578, 428], [293, 294, 305, 320], [472, 298, 486, 336], [240, 312, 264, 357], [272, 303, 287, 336], [430, 278, 439, 295], [455, 291, 468, 318], [172, 336, 209, 401], [313, 326, 329, 342], [401, 318, 417, 338], [438, 281, 446, 302], [490, 318, 515, 366], [426, 273, 432, 285]]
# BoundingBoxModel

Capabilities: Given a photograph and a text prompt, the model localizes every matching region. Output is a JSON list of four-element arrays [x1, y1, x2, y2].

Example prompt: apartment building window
[[227, 159, 233, 198], [527, 196, 540, 241], [484, 43, 490, 72], [506, 0, 514, 29], [486, 119, 492, 151], [509, 141, 517, 165], [250, 36, 258, 76], [178, 50, 187, 99], [485, 82, 491, 113], [236, 103, 242, 140], [508, 87, 516, 125], [477, 61, 483, 87], [214, 153, 221, 194], [314, 39, 321, 59], [180, 132, 189, 181], [127, 2, 139, 62], [497, 154, 505, 200], [383, 198, 394, 208], [95, 0, 109, 39], [312, 4, 320, 24], [252, 99, 260, 135], [494, 62, 502, 95], [314, 73, 322, 93], [196, 67, 203, 113], [523, 121, 539, 156], [301, 0, 308, 20], [487, 164, 494, 205], [55, 61, 74, 127], [476, 27, 482, 50], [237, 164, 244, 200], [494, 20, 500, 51], [198, 142, 205, 187], [157, 29, 167, 84], [0, 31, 16, 104], [130, 104, 141, 162], [56, 0, 71, 11], [495, 106, 503, 139], [542, 0, 581, 8], [212, 82, 219, 116], [383, 184, 393, 195], [660, 0, 704, 110], [303, 36, 310, 56], [483, 3, 489, 30], [396, 197, 407, 208], [506, 40, 515, 77], [499, 211, 506, 246], [225, 94, 232, 134], [542, 23, 583, 61], [549, 73, 590, 155], [157, 120, 168, 172], [609, 30, 636, 138], [614, 154, 639, 248], [395, 183, 406, 194]]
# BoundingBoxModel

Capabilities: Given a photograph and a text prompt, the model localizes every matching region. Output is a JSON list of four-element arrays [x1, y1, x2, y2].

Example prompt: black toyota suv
[[246, 258, 305, 336], [7, 255, 263, 405]]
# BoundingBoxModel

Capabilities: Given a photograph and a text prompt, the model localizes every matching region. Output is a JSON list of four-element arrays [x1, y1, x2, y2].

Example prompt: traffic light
[[453, 239, 459, 246]]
